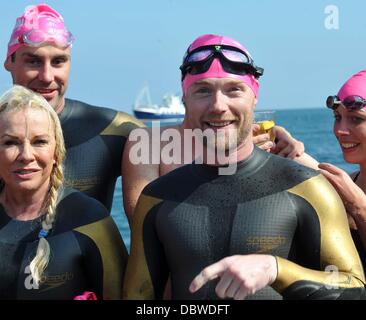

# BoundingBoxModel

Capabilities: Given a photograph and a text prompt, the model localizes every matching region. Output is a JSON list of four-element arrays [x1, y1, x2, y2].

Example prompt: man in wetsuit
[[123, 34, 366, 300], [4, 4, 143, 212]]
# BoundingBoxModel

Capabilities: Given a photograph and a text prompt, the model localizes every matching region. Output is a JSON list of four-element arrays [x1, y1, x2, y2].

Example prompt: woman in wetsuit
[[0, 85, 126, 300], [314, 70, 366, 267]]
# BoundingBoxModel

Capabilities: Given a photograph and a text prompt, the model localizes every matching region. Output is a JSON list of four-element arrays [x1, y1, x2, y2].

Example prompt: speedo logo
[[246, 235, 287, 253], [24, 265, 74, 291]]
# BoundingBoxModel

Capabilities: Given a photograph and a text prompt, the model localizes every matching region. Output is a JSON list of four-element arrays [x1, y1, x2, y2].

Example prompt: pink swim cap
[[181, 34, 260, 96], [338, 70, 366, 102], [6, 3, 74, 58]]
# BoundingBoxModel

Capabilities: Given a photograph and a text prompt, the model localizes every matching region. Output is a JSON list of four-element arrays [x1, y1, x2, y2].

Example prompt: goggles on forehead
[[326, 95, 366, 111], [179, 44, 264, 81], [9, 29, 74, 49]]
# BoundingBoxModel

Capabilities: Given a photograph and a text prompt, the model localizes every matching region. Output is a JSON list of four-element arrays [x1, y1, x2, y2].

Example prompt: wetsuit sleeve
[[75, 216, 128, 300], [100, 111, 145, 137], [123, 194, 167, 300], [273, 175, 366, 299]]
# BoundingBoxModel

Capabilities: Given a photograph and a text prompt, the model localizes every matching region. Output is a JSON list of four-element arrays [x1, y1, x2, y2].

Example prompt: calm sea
[[111, 108, 358, 249]]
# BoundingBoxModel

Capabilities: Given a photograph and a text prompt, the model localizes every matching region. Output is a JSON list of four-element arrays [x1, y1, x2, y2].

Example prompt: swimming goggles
[[326, 95, 366, 111], [9, 29, 74, 49], [180, 44, 264, 81]]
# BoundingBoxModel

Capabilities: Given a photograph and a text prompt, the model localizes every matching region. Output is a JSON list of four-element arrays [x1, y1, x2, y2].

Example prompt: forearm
[[283, 175, 366, 299], [273, 256, 365, 299]]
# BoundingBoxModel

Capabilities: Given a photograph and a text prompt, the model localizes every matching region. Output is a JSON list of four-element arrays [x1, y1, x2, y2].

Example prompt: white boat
[[133, 85, 185, 120]]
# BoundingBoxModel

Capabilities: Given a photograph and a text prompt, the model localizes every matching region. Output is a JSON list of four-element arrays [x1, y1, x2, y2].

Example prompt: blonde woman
[[0, 85, 127, 299]]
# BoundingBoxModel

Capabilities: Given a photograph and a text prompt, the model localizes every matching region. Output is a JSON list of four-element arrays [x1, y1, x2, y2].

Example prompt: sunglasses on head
[[9, 29, 74, 48], [326, 95, 366, 111], [180, 44, 264, 81]]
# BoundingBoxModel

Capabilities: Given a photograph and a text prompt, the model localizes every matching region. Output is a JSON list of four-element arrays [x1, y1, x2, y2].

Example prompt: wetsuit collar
[[191, 146, 270, 181], [58, 98, 73, 124]]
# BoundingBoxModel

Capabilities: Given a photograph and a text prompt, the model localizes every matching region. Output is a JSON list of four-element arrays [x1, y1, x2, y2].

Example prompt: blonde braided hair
[[29, 157, 64, 285], [0, 85, 66, 286]]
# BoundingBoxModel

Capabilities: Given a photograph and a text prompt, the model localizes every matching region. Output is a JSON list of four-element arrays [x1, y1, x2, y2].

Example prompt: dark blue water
[[111, 108, 358, 248]]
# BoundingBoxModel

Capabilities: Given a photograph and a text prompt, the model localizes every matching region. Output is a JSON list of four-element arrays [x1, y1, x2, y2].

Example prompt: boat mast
[[135, 83, 156, 109]]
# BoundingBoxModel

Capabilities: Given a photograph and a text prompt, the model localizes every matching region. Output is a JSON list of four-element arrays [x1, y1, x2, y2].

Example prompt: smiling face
[[183, 77, 256, 156], [4, 45, 71, 113], [333, 105, 366, 166], [0, 108, 56, 194]]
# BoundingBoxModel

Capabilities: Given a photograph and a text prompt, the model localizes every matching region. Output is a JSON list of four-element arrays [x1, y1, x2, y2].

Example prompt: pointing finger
[[189, 260, 227, 293]]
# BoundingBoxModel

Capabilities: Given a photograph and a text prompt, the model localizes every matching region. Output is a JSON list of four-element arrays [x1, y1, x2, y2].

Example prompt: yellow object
[[259, 120, 275, 131], [255, 120, 276, 142]]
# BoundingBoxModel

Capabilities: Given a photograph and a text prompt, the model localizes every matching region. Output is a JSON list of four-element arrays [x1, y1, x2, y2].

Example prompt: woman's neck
[[0, 184, 49, 221]]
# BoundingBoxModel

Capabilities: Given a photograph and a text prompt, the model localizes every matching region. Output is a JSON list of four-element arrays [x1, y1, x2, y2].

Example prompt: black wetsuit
[[351, 172, 366, 270], [60, 99, 143, 211], [124, 147, 365, 300], [0, 187, 127, 300]]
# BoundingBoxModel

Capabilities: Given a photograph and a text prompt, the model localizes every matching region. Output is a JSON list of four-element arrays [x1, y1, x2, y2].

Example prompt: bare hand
[[252, 124, 274, 152], [318, 163, 366, 223], [271, 126, 304, 159], [189, 254, 277, 300]]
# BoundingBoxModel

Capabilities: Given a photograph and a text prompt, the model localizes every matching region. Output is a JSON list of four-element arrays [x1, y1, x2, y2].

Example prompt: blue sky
[[1, 0, 366, 112]]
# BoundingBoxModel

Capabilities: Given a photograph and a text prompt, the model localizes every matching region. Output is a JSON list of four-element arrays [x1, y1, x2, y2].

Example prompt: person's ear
[[4, 57, 11, 72]]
